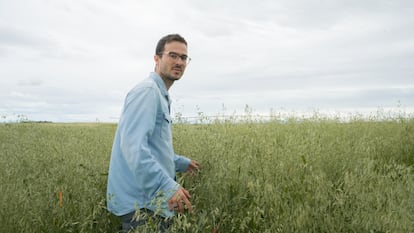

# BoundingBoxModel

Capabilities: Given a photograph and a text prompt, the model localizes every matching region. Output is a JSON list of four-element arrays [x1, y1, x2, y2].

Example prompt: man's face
[[155, 41, 188, 82]]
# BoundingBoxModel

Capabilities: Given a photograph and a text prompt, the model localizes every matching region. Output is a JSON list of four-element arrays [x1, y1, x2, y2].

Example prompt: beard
[[160, 65, 184, 82]]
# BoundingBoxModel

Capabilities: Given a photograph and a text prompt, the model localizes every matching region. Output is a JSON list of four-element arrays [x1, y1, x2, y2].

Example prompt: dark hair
[[155, 34, 187, 56]]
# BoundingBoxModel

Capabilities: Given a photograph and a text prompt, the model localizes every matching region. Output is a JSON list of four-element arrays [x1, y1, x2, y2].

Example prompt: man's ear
[[154, 54, 160, 71]]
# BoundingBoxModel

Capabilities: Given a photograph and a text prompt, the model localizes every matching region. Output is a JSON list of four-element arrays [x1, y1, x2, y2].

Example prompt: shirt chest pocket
[[159, 113, 172, 140]]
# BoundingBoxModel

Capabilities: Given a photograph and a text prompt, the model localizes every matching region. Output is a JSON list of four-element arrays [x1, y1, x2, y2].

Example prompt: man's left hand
[[186, 160, 200, 175]]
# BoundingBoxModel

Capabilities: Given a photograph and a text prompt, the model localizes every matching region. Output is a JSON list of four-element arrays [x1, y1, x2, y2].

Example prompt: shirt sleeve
[[119, 86, 179, 201], [174, 153, 191, 172]]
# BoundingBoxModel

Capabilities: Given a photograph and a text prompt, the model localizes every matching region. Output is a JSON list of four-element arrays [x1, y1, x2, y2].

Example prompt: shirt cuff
[[174, 154, 191, 172]]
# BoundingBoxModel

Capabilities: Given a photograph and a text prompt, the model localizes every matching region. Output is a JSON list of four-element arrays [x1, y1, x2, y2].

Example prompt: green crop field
[[1, 116, 413, 232]]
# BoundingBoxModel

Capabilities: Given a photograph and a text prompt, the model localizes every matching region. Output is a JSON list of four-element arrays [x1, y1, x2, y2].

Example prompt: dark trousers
[[121, 209, 173, 232]]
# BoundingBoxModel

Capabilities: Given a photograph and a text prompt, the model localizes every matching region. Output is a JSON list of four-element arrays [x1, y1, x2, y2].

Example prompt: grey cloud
[[1, 84, 124, 122], [0, 25, 61, 59], [1, 0, 414, 121], [17, 79, 44, 87], [0, 26, 54, 49], [174, 86, 414, 115], [187, 0, 413, 32], [0, 27, 42, 46], [275, 86, 414, 109]]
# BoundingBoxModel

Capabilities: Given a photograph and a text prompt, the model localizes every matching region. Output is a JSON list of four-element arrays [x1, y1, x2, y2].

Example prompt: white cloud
[[1, 0, 413, 122]]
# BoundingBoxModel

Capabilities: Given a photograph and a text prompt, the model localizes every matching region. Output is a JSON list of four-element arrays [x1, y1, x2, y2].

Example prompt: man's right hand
[[168, 187, 193, 213]]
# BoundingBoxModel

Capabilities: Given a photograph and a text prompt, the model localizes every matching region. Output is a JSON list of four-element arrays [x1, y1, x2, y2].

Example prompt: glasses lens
[[168, 53, 178, 60], [165, 52, 190, 64]]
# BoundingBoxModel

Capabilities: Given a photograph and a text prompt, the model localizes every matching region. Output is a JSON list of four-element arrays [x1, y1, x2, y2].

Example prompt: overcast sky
[[1, 0, 413, 122]]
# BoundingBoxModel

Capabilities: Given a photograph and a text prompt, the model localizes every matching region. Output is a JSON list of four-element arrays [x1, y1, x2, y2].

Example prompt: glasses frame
[[159, 51, 191, 65]]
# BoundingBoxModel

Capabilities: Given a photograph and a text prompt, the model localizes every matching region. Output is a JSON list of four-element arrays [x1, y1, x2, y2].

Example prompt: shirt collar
[[150, 72, 169, 96], [150, 72, 172, 109]]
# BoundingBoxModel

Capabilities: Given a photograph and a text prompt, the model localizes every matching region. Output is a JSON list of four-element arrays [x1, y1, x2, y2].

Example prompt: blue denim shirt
[[107, 72, 190, 217]]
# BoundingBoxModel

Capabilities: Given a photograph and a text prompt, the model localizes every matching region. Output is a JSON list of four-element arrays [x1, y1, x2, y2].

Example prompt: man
[[107, 34, 200, 232]]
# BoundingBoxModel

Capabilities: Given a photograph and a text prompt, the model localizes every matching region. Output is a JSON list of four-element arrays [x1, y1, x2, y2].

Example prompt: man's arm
[[174, 154, 191, 172], [119, 87, 179, 201], [174, 154, 200, 173]]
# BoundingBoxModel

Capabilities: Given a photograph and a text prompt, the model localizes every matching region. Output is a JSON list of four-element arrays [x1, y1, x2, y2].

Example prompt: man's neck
[[157, 72, 174, 91], [161, 77, 174, 91]]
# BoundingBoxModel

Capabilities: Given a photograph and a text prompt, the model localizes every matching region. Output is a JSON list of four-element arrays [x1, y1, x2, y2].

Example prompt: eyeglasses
[[160, 51, 191, 64]]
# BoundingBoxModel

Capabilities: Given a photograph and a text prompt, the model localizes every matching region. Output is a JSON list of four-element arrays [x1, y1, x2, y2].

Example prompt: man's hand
[[168, 187, 193, 213], [186, 160, 200, 175]]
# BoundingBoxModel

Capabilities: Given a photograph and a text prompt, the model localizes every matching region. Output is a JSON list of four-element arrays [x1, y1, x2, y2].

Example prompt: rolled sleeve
[[174, 154, 191, 172]]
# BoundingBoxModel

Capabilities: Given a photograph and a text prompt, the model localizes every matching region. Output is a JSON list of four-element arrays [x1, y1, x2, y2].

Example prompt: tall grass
[[0, 123, 120, 232], [171, 118, 414, 232], [0, 115, 413, 232]]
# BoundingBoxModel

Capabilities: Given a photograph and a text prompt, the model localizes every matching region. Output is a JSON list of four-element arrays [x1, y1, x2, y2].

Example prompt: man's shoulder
[[124, 78, 160, 102], [128, 78, 158, 94], [134, 77, 157, 89]]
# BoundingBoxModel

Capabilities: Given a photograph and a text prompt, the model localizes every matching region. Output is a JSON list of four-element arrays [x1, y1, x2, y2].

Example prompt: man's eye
[[169, 53, 178, 59]]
